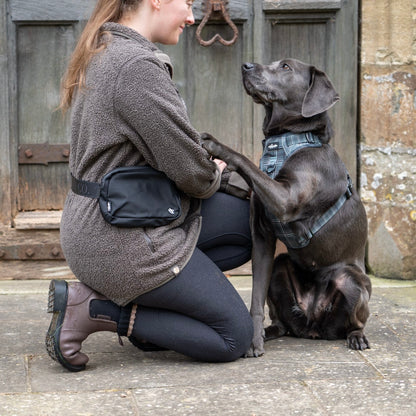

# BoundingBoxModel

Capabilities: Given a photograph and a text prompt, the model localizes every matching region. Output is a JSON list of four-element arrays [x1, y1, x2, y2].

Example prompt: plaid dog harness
[[260, 132, 353, 249]]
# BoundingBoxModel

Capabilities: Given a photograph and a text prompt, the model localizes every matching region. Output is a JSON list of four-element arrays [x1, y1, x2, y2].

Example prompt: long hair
[[60, 0, 141, 112]]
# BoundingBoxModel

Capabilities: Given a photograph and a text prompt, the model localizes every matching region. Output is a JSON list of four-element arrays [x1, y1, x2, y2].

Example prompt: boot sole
[[45, 280, 86, 372]]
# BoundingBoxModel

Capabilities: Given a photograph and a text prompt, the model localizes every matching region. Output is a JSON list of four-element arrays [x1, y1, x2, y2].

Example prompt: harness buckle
[[305, 132, 315, 143], [345, 175, 353, 199]]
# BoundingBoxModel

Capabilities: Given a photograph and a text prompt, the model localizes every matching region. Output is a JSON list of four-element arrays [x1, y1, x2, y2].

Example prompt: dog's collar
[[263, 132, 321, 147]]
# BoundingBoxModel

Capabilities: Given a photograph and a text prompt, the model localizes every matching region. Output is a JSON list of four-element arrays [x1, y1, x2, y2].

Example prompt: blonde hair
[[60, 0, 141, 112]]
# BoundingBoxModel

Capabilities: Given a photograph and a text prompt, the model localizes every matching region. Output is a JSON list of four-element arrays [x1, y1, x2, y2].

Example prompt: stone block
[[360, 69, 416, 148], [360, 0, 416, 280], [361, 0, 416, 65], [360, 70, 416, 279], [362, 192, 416, 279]]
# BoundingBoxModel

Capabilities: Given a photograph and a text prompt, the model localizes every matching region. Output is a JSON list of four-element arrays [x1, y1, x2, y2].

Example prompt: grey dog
[[202, 58, 371, 357]]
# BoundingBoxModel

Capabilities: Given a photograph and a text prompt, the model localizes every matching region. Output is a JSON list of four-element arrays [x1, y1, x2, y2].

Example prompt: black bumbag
[[71, 166, 181, 228]]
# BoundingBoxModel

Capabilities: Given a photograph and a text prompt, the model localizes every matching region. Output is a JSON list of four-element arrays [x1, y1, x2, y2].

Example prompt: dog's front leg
[[202, 133, 296, 222], [246, 196, 276, 357]]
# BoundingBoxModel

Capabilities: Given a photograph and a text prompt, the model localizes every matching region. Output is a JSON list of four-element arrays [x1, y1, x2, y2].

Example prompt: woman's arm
[[114, 55, 220, 198]]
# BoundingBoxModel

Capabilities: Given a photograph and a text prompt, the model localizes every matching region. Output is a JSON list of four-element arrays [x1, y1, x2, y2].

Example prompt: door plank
[[16, 24, 79, 209], [13, 211, 62, 230], [10, 0, 95, 21], [0, 0, 12, 225]]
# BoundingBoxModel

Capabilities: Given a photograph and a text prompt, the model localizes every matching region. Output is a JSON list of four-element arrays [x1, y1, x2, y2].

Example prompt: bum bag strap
[[71, 173, 100, 199]]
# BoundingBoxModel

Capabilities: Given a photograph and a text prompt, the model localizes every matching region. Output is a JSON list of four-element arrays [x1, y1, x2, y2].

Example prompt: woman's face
[[154, 0, 195, 45]]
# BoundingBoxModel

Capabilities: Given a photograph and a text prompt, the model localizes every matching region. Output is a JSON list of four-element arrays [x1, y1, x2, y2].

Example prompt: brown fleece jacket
[[60, 23, 221, 305]]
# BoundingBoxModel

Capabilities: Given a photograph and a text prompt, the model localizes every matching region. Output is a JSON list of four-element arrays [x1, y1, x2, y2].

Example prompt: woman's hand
[[213, 158, 227, 174]]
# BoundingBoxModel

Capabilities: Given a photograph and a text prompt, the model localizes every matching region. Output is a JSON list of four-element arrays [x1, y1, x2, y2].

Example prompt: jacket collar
[[101, 22, 158, 52], [100, 22, 173, 77]]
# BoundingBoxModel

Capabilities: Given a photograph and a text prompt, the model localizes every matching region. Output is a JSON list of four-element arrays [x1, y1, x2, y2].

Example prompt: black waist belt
[[71, 174, 100, 199]]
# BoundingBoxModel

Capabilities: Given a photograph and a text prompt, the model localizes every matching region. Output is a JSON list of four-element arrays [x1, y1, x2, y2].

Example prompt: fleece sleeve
[[113, 55, 220, 199]]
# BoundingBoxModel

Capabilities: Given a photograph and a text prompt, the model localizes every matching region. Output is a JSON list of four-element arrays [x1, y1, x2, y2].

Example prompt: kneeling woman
[[46, 0, 253, 371]]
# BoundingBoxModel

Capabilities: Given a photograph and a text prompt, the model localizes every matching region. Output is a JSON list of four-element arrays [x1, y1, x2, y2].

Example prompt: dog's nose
[[242, 62, 254, 71]]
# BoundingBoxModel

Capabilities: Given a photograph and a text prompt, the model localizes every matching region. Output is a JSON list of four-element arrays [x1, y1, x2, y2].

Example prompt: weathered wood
[[0, 259, 74, 280], [0, 227, 63, 261], [10, 0, 95, 22], [254, 2, 358, 181], [264, 13, 333, 68], [240, 0, 255, 160], [0, 243, 65, 260], [0, 258, 250, 281], [18, 164, 70, 210], [188, 24, 245, 151], [17, 25, 73, 145], [1, 0, 358, 258], [13, 211, 62, 230], [10, 0, 249, 23], [330, 0, 358, 182], [263, 0, 341, 12], [16, 23, 80, 210], [160, 21, 248, 154], [193, 0, 250, 21], [0, 0, 12, 225]]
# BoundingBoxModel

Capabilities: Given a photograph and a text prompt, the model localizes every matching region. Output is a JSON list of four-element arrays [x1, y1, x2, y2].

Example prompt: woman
[[46, 0, 253, 372]]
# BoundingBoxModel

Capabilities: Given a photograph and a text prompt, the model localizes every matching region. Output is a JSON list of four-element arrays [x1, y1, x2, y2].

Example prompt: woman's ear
[[302, 67, 339, 118], [150, 0, 161, 10]]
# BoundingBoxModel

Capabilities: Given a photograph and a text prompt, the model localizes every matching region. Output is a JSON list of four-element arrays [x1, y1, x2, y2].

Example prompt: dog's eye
[[281, 63, 291, 71]]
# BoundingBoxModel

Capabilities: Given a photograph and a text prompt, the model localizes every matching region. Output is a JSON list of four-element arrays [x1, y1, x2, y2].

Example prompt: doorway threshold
[[13, 211, 62, 230]]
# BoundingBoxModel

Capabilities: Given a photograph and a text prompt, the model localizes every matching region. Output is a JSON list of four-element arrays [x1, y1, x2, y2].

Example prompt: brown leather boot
[[45, 280, 125, 372]]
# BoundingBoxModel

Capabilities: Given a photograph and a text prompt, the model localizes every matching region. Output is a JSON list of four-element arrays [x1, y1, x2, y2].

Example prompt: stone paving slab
[[130, 382, 323, 416], [0, 276, 415, 415]]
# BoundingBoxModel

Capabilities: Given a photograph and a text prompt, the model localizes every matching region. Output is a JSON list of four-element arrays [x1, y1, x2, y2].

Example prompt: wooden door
[[160, 0, 254, 158], [260, 0, 358, 176], [0, 0, 357, 257], [1, 1, 95, 225]]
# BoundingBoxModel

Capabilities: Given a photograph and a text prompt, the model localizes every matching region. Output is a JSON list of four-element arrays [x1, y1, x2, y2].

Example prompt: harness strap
[[260, 132, 354, 249], [305, 175, 353, 241], [71, 174, 100, 199]]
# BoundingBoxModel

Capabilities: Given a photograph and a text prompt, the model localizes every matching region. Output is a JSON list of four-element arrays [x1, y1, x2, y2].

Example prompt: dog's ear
[[302, 67, 339, 118]]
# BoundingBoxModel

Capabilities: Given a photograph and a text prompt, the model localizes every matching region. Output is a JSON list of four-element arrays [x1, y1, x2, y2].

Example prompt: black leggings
[[131, 192, 253, 362]]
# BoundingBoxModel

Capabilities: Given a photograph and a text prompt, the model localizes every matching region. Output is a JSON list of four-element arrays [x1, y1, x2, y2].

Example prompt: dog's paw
[[264, 324, 286, 341], [244, 344, 265, 358], [347, 330, 370, 350], [200, 132, 224, 159], [200, 132, 217, 143], [244, 336, 265, 358]]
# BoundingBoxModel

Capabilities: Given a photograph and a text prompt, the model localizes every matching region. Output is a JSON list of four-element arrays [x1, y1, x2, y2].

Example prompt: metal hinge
[[0, 243, 65, 260], [18, 143, 70, 165]]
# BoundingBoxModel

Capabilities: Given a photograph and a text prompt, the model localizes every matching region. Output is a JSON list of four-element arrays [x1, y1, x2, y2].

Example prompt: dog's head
[[241, 59, 339, 140]]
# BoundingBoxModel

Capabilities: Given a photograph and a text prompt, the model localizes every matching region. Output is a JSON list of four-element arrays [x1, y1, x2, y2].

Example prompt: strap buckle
[[345, 174, 353, 199]]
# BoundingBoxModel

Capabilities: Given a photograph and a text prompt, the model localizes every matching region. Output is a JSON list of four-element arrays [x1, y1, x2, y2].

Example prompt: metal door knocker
[[196, 0, 239, 46]]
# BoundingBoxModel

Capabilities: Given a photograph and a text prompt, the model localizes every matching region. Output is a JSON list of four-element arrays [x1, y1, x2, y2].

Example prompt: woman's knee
[[217, 311, 254, 362]]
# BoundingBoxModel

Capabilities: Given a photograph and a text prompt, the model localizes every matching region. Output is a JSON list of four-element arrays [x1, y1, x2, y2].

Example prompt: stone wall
[[360, 0, 416, 279]]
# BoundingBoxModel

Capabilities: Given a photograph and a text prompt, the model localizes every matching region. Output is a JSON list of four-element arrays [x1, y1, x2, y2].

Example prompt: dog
[[202, 58, 371, 357]]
